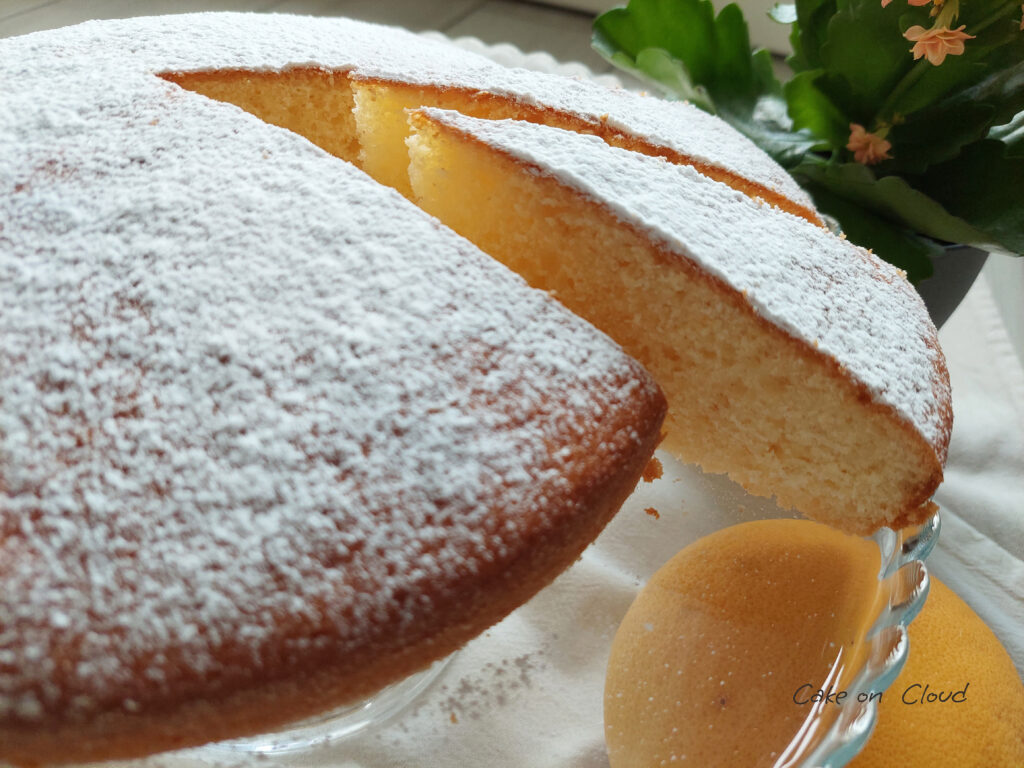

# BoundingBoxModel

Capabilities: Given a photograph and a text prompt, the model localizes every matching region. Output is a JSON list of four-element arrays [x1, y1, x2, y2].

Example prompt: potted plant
[[593, 0, 1024, 324]]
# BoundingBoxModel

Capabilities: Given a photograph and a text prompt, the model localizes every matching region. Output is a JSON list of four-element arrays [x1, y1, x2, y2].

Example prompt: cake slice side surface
[[0, 24, 666, 765], [160, 67, 362, 164], [406, 108, 950, 534]]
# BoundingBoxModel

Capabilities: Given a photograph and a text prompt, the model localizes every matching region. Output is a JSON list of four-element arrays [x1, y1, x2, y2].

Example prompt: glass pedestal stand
[[201, 655, 453, 756]]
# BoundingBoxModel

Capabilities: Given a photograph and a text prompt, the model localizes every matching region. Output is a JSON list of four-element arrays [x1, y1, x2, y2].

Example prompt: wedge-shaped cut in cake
[[155, 14, 819, 224], [159, 68, 362, 163], [0, 21, 667, 766], [406, 108, 951, 535], [346, 74, 820, 226]]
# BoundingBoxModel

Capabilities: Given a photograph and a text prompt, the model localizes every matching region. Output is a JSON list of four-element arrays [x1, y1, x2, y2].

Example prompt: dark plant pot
[[913, 245, 989, 329]]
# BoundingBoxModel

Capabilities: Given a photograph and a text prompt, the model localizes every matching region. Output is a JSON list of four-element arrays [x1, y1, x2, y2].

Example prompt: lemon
[[603, 520, 1023, 768], [604, 519, 882, 768], [849, 577, 1024, 767]]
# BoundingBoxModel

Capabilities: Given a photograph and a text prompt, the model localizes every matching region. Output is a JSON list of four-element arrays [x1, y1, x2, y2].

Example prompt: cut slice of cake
[[406, 108, 951, 535]]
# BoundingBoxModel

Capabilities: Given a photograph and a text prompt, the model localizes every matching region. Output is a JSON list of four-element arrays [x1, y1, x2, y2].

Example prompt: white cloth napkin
[[929, 277, 1024, 673]]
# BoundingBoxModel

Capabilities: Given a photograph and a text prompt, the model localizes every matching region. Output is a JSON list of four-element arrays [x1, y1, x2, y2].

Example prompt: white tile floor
[[0, 0, 609, 73]]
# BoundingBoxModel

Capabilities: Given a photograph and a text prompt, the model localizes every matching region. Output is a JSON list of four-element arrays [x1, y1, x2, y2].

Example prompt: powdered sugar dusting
[[419, 109, 949, 451], [2, 12, 811, 216], [0, 30, 661, 725], [476, 76, 816, 216]]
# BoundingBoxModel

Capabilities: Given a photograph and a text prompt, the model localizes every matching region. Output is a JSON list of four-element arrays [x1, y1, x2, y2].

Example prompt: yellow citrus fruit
[[849, 577, 1024, 767], [604, 519, 883, 768]]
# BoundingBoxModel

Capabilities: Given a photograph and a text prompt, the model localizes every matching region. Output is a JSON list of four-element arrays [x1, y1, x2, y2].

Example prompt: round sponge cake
[[0, 12, 950, 765]]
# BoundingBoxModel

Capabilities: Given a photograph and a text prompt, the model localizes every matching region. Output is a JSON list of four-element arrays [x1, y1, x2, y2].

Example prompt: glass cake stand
[[776, 511, 940, 767], [201, 655, 454, 757]]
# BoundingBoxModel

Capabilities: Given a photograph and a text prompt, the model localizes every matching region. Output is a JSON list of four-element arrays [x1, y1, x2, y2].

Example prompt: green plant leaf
[[887, 59, 988, 120], [884, 101, 995, 173], [817, 1, 915, 122], [884, 57, 1024, 172], [967, 54, 1024, 128], [598, 46, 716, 110], [592, 0, 781, 106], [916, 45, 1024, 127], [784, 69, 850, 147], [791, 160, 995, 246], [712, 3, 760, 98], [802, 183, 939, 282], [718, 96, 827, 167], [752, 47, 788, 99], [593, 0, 821, 166], [916, 139, 1024, 254], [884, 16, 1023, 119], [787, 0, 837, 71], [593, 0, 726, 93]]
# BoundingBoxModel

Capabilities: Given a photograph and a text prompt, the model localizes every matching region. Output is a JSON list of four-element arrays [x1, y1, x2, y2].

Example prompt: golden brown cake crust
[[1, 384, 665, 767]]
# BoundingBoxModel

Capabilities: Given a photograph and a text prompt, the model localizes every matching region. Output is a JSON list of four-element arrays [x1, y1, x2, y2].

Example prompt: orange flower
[[903, 25, 975, 65], [847, 123, 892, 165]]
